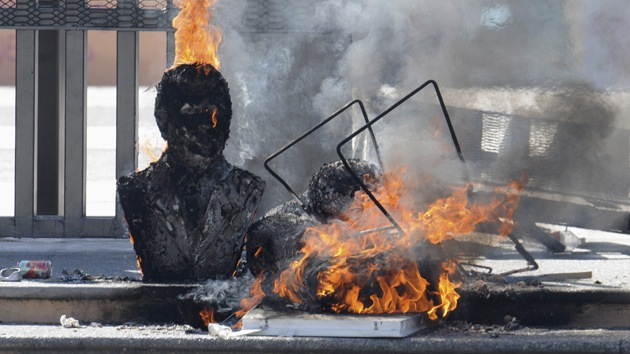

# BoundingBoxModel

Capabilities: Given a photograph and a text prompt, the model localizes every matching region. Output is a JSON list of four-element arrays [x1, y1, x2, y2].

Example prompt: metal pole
[[64, 30, 87, 237], [36, 29, 65, 216], [115, 31, 139, 220], [14, 29, 38, 238]]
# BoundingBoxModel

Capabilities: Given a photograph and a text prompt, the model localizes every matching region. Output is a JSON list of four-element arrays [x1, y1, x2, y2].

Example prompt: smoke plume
[[212, 1, 628, 223]]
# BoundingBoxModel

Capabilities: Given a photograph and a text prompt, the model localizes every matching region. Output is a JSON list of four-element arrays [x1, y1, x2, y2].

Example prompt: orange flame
[[496, 179, 525, 236], [199, 307, 216, 327], [171, 0, 222, 70], [235, 275, 266, 319], [268, 167, 523, 319], [128, 233, 144, 276], [427, 261, 461, 320], [211, 106, 218, 128]]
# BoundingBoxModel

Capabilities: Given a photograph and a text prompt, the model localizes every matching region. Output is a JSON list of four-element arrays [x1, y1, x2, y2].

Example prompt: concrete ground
[[0, 323, 628, 353], [0, 237, 140, 279], [1, 224, 628, 284]]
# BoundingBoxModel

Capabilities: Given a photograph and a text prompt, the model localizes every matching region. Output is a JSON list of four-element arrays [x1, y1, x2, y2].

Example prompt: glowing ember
[[260, 167, 523, 319], [200, 307, 216, 327], [171, 0, 222, 70]]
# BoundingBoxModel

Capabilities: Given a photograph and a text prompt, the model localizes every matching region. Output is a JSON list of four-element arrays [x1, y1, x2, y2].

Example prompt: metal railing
[[0, 0, 175, 237], [0, 0, 325, 237]]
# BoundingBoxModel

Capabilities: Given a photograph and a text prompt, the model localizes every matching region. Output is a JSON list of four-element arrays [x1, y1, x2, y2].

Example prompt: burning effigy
[[116, 0, 530, 332], [242, 171, 521, 316], [179, 156, 525, 331], [117, 0, 265, 282]]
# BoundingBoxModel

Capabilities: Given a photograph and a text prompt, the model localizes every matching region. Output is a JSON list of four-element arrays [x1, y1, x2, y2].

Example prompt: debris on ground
[[60, 269, 95, 282], [0, 267, 22, 282], [59, 269, 139, 283], [503, 315, 520, 331], [18, 260, 52, 279], [60, 315, 81, 329], [208, 323, 232, 339]]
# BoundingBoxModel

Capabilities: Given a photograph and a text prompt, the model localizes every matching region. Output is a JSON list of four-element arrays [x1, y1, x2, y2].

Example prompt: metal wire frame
[[336, 80, 465, 235], [264, 99, 384, 211], [335, 79, 539, 276]]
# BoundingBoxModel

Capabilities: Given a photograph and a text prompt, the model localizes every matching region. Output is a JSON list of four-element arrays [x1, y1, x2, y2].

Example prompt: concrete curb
[[0, 325, 628, 353], [0, 282, 197, 324], [3, 281, 630, 328]]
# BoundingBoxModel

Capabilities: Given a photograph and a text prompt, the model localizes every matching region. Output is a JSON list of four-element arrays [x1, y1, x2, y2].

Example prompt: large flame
[[266, 168, 523, 320], [171, 0, 222, 69]]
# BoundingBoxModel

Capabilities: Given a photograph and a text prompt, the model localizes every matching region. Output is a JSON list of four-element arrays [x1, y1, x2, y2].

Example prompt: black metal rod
[[336, 80, 466, 235], [334, 80, 539, 276], [264, 99, 383, 210], [499, 229, 540, 277]]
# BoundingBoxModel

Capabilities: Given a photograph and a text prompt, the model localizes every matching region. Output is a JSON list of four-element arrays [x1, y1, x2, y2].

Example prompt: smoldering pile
[[177, 272, 255, 329]]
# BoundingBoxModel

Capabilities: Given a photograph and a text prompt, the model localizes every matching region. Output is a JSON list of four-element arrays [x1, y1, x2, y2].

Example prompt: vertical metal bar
[[36, 30, 65, 216], [335, 80, 452, 236], [263, 100, 376, 210], [64, 30, 87, 237], [15, 29, 38, 238], [166, 31, 175, 68], [115, 31, 139, 220], [166, 0, 177, 68]]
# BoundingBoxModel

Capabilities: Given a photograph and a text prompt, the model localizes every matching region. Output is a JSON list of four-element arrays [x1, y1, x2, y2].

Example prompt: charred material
[[306, 159, 381, 222], [246, 159, 380, 278], [118, 64, 265, 282], [177, 273, 255, 329]]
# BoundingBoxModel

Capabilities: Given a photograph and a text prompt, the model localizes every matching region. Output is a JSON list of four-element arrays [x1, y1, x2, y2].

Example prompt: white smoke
[[212, 1, 629, 221]]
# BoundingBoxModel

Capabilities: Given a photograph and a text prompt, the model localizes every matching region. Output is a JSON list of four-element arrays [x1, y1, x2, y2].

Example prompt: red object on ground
[[17, 260, 52, 279]]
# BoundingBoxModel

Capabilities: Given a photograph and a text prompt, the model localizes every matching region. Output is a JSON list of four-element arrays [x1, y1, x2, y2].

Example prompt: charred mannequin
[[117, 64, 265, 282], [245, 160, 450, 313], [175, 159, 380, 326], [246, 159, 380, 278]]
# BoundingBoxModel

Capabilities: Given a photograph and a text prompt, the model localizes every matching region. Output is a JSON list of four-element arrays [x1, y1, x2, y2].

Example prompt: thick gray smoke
[[213, 1, 629, 227]]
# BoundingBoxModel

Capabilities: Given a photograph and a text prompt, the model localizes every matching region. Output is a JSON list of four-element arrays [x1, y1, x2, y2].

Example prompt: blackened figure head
[[307, 159, 381, 221], [155, 63, 232, 164]]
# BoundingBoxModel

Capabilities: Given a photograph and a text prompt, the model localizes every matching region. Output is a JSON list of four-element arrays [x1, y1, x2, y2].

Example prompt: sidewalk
[[1, 224, 629, 286], [0, 237, 139, 279]]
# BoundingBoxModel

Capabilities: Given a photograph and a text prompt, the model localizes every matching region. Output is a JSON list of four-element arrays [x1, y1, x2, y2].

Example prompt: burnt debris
[[118, 64, 265, 282], [246, 159, 380, 281], [177, 159, 381, 328]]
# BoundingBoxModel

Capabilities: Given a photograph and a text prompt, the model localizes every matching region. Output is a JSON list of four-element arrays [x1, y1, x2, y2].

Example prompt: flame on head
[[268, 167, 523, 319], [171, 0, 222, 70]]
